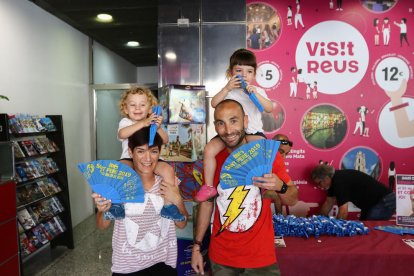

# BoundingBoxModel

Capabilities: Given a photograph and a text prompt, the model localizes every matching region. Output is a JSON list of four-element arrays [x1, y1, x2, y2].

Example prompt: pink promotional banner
[[246, 0, 414, 217]]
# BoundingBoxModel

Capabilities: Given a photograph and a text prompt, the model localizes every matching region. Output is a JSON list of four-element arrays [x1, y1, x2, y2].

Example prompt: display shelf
[[0, 113, 74, 275]]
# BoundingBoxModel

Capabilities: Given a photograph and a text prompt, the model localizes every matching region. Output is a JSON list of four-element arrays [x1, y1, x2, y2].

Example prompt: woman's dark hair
[[128, 127, 163, 151]]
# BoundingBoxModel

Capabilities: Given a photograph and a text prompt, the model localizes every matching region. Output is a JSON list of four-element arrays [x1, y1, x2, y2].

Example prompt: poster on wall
[[246, 0, 414, 217], [396, 174, 414, 226]]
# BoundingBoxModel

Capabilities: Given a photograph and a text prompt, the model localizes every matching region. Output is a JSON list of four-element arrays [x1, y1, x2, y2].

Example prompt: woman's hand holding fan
[[91, 193, 112, 212]]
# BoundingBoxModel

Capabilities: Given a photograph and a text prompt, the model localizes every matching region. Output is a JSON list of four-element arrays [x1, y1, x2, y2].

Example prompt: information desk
[[276, 220, 414, 276]]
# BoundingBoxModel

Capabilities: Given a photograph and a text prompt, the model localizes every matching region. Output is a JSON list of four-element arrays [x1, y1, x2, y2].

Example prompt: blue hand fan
[[219, 140, 280, 189], [149, 105, 162, 146], [237, 75, 264, 112], [374, 225, 414, 235], [78, 160, 145, 203]]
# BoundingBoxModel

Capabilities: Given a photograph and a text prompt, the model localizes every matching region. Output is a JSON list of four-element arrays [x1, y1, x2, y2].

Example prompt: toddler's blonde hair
[[118, 87, 157, 117]]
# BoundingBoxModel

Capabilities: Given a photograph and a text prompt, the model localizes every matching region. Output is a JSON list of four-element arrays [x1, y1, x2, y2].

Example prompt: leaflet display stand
[[0, 113, 74, 274]]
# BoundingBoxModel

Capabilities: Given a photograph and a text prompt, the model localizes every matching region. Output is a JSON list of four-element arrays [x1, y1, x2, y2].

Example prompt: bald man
[[272, 133, 293, 158]]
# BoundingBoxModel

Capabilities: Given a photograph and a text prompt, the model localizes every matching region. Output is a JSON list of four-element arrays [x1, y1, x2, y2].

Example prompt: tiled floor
[[26, 214, 113, 276]]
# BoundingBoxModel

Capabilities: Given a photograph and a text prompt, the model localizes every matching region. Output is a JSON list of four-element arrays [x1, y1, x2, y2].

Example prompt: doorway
[[90, 83, 157, 160]]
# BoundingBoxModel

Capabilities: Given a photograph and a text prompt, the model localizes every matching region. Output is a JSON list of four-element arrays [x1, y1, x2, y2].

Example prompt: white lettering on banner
[[296, 20, 369, 94], [294, 180, 308, 185], [285, 148, 306, 159], [288, 149, 306, 154]]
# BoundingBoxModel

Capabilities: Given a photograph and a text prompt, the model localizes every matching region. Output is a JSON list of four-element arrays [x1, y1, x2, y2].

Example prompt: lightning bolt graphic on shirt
[[218, 186, 249, 234]]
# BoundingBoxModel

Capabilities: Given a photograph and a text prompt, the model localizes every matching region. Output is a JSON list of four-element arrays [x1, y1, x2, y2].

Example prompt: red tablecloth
[[276, 220, 414, 276]]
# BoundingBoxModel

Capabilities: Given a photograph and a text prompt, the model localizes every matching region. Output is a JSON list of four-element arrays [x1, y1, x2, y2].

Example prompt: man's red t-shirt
[[208, 150, 291, 268]]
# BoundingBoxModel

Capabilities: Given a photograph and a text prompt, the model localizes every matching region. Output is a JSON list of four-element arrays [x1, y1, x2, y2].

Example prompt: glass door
[[90, 84, 157, 160]]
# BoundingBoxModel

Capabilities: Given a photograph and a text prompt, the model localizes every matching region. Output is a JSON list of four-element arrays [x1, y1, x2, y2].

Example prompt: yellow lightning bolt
[[218, 186, 249, 234]]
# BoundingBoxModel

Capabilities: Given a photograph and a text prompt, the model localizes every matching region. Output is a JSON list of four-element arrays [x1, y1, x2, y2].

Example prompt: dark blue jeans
[[364, 192, 396, 220]]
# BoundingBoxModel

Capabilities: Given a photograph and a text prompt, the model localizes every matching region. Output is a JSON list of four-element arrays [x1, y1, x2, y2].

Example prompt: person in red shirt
[[266, 133, 294, 214], [191, 99, 298, 275]]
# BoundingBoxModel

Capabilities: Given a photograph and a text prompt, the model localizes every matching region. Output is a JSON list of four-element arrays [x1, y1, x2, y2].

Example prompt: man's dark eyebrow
[[228, 115, 239, 121]]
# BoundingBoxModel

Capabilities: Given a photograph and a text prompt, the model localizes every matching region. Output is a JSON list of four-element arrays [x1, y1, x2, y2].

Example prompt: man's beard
[[219, 129, 246, 149]]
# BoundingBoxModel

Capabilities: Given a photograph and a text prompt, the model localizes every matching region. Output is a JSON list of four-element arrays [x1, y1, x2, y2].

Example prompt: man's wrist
[[276, 182, 288, 194], [192, 240, 202, 251]]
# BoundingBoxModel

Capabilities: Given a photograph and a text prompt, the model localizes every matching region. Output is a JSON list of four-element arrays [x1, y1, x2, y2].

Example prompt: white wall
[[0, 0, 93, 227], [137, 66, 158, 84], [93, 42, 137, 84]]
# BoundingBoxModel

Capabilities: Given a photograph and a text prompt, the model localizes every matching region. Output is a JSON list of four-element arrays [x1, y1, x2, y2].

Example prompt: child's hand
[[246, 84, 257, 95], [224, 75, 241, 92], [155, 115, 163, 128], [154, 115, 163, 128], [143, 115, 155, 127], [159, 179, 181, 205]]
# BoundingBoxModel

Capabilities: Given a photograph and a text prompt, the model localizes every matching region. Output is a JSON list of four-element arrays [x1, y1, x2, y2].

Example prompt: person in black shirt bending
[[311, 164, 395, 220]]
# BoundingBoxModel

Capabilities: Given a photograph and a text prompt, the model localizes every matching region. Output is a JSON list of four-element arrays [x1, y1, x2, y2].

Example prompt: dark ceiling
[[30, 0, 158, 67]]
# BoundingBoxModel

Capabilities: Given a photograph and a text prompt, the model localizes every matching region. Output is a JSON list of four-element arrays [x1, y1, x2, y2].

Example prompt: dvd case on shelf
[[19, 140, 39, 156], [36, 179, 51, 196], [28, 201, 54, 223], [13, 141, 26, 158], [17, 208, 37, 230], [42, 220, 57, 239], [16, 185, 33, 205], [46, 176, 62, 193], [32, 138, 48, 154], [31, 225, 49, 245], [19, 233, 37, 257], [26, 231, 43, 249], [26, 182, 45, 202], [39, 117, 57, 132]]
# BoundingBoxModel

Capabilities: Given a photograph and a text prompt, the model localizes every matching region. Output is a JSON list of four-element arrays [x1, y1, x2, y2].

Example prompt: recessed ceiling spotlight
[[165, 51, 177, 61], [126, 41, 140, 47], [96, 13, 113, 22]]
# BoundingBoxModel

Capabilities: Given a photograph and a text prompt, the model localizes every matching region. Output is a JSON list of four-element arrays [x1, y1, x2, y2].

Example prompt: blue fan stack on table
[[237, 75, 264, 112], [219, 140, 280, 189], [273, 214, 369, 238]]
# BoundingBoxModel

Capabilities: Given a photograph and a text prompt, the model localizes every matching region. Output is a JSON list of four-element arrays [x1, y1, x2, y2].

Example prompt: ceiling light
[[165, 51, 177, 61], [96, 14, 113, 22], [126, 41, 140, 47]]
